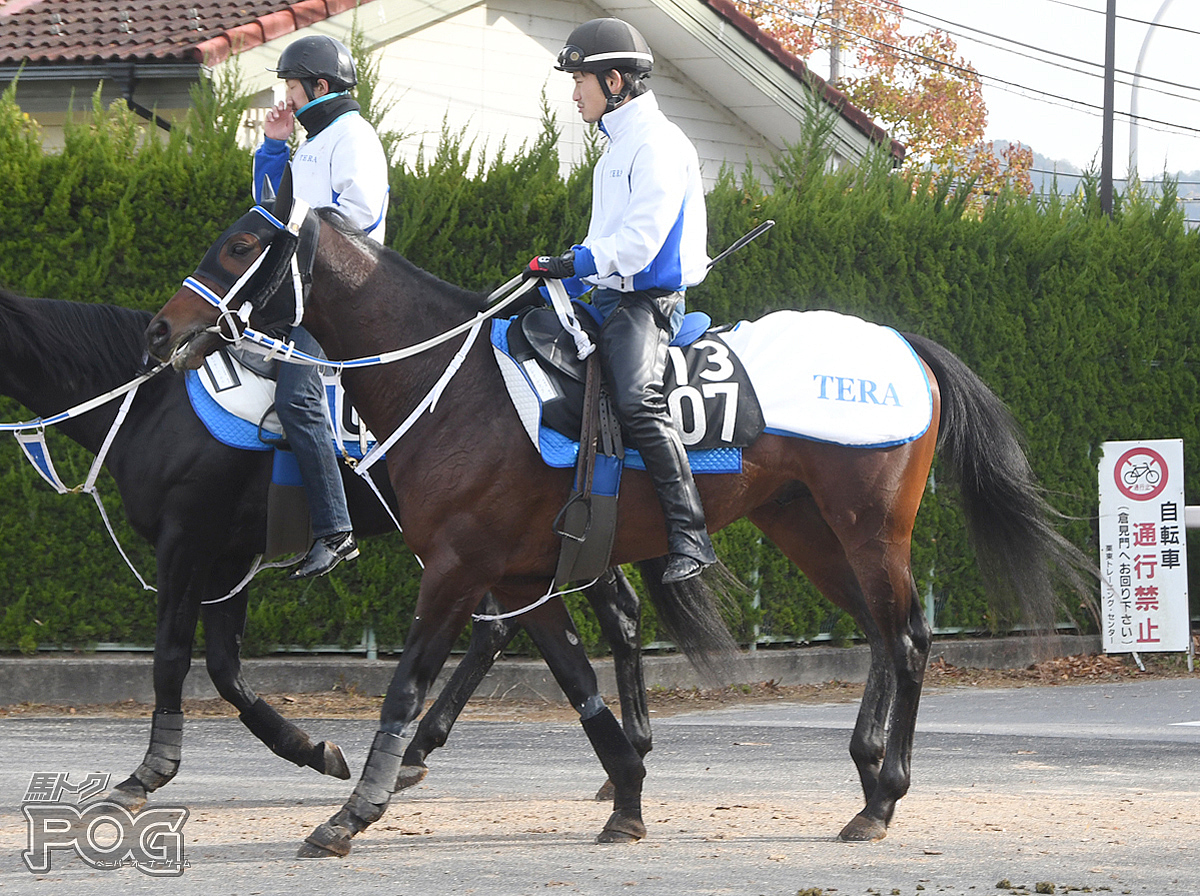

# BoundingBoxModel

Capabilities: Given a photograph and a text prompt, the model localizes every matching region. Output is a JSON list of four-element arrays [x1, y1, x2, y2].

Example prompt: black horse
[[0, 287, 658, 809]]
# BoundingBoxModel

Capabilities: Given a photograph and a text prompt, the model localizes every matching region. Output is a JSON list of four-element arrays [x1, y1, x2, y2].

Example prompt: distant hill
[[1028, 150, 1084, 196], [989, 142, 1200, 223]]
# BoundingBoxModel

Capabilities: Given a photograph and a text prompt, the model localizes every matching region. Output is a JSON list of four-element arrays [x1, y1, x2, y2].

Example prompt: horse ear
[[275, 164, 295, 218], [260, 175, 276, 205]]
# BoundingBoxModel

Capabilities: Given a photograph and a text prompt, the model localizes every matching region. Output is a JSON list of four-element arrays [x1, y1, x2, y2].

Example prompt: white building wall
[[237, 0, 781, 187], [372, 1, 779, 185]]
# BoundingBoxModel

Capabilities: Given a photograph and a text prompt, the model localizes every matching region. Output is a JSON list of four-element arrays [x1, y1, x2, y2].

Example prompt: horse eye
[[232, 242, 253, 257]]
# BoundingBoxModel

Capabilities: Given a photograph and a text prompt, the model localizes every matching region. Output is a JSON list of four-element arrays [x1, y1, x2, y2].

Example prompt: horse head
[[146, 165, 319, 369]]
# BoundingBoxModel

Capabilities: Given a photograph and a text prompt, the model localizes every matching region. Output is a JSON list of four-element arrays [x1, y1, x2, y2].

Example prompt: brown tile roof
[[0, 0, 376, 68]]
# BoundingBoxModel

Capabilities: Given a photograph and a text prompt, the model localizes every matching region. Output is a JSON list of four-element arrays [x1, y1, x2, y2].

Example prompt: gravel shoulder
[[1, 651, 1192, 721]]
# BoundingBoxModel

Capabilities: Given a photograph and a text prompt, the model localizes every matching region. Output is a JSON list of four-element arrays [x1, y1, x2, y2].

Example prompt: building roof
[[0, 0, 901, 158], [0, 0, 368, 67]]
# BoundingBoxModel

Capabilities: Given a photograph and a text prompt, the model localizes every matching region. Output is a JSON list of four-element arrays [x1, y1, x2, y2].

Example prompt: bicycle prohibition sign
[[1113, 445, 1169, 502]]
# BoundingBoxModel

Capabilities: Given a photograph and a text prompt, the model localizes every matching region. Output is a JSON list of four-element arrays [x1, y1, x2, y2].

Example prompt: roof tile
[[0, 0, 374, 67]]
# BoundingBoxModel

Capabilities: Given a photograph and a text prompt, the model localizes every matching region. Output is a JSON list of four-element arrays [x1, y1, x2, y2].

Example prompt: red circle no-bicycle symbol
[[1113, 446, 1168, 501]]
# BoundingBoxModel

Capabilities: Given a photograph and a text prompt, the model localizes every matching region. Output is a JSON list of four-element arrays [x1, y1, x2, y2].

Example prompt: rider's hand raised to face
[[263, 101, 295, 141]]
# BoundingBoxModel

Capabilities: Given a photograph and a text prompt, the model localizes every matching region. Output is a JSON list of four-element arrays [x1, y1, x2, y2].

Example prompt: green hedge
[[1, 80, 1198, 656]]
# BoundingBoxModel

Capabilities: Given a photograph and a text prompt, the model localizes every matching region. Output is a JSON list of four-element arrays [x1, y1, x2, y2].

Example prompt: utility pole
[[1100, 0, 1116, 216], [829, 0, 842, 87]]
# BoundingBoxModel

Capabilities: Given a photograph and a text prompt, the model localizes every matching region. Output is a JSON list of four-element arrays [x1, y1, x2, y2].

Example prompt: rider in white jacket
[[251, 35, 390, 579], [572, 90, 709, 314], [253, 44, 388, 242], [527, 18, 716, 585]]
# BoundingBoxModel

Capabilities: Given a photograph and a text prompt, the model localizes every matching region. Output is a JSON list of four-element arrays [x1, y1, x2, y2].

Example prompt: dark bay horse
[[0, 287, 656, 812], [145, 177, 1093, 855]]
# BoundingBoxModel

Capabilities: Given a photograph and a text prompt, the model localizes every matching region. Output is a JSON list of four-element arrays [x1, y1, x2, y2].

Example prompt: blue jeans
[[274, 326, 351, 538]]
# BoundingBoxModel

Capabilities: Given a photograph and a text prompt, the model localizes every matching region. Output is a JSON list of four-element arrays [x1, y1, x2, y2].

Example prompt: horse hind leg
[[749, 492, 926, 842], [587, 565, 652, 801], [838, 572, 931, 842], [504, 587, 645, 843], [398, 592, 522, 789], [203, 585, 349, 780]]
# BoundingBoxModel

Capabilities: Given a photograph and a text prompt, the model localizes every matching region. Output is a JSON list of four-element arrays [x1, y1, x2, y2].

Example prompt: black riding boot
[[599, 292, 716, 570]]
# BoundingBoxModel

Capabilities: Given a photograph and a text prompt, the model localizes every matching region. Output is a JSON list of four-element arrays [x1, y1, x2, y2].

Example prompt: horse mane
[[0, 288, 153, 385], [316, 207, 491, 313]]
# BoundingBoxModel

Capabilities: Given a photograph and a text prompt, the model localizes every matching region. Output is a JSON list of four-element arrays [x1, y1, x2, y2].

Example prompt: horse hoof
[[594, 778, 616, 802], [838, 813, 887, 842], [315, 742, 351, 780], [298, 822, 353, 858], [105, 786, 147, 813], [595, 811, 645, 843], [395, 763, 429, 791]]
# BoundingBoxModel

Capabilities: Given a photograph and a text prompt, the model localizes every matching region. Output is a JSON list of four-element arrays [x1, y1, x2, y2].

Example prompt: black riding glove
[[525, 251, 576, 280]]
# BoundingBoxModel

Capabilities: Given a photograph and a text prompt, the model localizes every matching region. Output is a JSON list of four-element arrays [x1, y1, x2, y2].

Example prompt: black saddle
[[504, 305, 765, 450], [519, 305, 600, 384]]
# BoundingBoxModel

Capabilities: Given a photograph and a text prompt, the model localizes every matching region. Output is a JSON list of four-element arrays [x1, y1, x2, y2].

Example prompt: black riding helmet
[[270, 35, 357, 102], [556, 18, 653, 111]]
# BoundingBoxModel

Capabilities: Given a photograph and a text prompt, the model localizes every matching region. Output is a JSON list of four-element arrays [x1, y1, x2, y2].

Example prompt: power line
[[745, 1, 1200, 141], [1029, 166, 1200, 185], [1043, 0, 1200, 36], [898, 1, 1200, 99]]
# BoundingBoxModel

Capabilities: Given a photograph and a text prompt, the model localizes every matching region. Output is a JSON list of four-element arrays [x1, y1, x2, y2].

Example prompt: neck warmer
[[296, 93, 361, 139]]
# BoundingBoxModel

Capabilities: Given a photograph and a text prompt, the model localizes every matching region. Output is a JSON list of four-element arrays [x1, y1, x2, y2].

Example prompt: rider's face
[[572, 71, 619, 124], [283, 78, 329, 112]]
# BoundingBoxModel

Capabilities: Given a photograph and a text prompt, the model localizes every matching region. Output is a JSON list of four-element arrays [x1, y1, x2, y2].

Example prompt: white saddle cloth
[[721, 309, 932, 447]]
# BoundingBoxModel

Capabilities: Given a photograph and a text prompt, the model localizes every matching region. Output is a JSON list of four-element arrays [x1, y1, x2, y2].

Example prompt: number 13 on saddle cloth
[[492, 307, 934, 472]]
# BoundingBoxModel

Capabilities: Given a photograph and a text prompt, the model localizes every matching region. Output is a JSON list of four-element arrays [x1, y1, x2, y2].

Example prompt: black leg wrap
[[299, 731, 406, 858], [346, 731, 407, 823], [582, 708, 646, 842], [128, 709, 184, 792], [581, 709, 645, 809]]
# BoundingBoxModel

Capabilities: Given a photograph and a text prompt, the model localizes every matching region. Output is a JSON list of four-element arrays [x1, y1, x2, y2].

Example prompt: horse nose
[[146, 317, 173, 360]]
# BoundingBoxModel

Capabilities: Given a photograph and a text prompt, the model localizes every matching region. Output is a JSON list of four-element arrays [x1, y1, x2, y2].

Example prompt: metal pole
[[1129, 0, 1176, 173], [829, 0, 842, 88], [1100, 0, 1116, 216]]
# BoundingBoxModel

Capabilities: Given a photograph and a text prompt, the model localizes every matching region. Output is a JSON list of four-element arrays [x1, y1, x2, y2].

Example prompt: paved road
[[1, 678, 1198, 895]]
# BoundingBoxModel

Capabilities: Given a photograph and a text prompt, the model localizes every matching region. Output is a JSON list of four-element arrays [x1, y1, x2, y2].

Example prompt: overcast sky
[[817, 1, 1200, 180]]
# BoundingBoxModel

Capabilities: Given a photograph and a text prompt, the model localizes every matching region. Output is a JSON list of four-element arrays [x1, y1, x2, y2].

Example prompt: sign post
[[1097, 439, 1191, 665]]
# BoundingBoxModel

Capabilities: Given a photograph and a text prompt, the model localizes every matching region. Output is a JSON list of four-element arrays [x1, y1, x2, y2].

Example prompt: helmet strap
[[599, 69, 633, 113]]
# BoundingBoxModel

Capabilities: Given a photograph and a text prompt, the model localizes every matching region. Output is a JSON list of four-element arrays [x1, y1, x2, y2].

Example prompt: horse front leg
[[515, 589, 645, 843], [586, 564, 651, 802], [298, 568, 485, 858], [398, 592, 521, 789], [201, 580, 349, 780], [839, 573, 931, 842], [107, 551, 201, 811]]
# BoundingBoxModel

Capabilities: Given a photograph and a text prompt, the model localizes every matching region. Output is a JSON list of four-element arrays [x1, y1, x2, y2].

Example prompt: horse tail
[[637, 557, 746, 686], [902, 332, 1097, 633]]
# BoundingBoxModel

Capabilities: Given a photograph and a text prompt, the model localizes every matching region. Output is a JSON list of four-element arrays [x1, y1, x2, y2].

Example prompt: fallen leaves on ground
[[0, 652, 1191, 720]]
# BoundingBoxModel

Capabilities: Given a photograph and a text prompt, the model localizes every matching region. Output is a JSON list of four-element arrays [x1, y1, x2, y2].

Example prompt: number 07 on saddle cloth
[[493, 307, 933, 471]]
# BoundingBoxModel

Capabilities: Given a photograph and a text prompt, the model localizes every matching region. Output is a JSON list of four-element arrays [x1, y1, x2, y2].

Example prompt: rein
[[174, 204, 604, 616], [1, 362, 169, 592], [179, 270, 540, 373]]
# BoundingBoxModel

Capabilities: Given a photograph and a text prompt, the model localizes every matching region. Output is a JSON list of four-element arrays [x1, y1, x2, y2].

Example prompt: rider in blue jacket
[[253, 35, 390, 578], [528, 18, 716, 584]]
